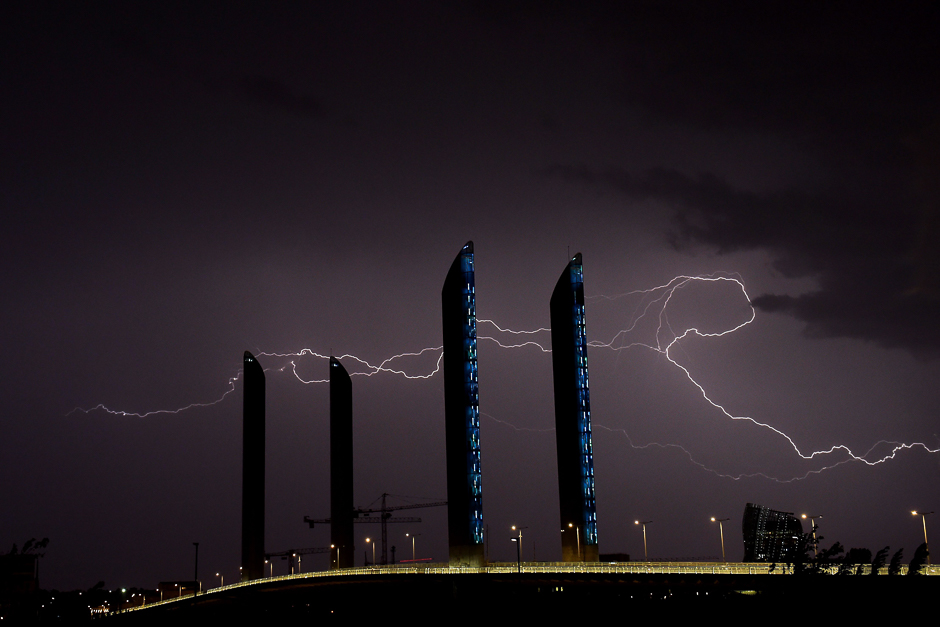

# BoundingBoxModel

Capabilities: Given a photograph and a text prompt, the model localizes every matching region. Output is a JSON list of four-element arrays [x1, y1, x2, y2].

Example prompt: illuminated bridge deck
[[118, 562, 939, 622]]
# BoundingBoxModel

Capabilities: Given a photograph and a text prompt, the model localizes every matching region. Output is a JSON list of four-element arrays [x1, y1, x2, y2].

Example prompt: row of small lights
[[634, 511, 932, 563], [339, 512, 934, 570], [111, 509, 933, 614]]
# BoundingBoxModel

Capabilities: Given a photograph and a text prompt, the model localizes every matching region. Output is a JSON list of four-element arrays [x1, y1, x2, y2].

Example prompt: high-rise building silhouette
[[241, 351, 265, 580], [550, 254, 599, 562], [742, 503, 803, 562], [330, 356, 354, 569], [441, 241, 484, 566]]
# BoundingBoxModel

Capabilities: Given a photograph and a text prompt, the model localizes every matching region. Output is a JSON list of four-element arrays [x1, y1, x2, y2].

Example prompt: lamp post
[[564, 523, 582, 561], [405, 533, 421, 561], [215, 572, 223, 588], [912, 511, 933, 565], [366, 538, 375, 568], [635, 521, 651, 562], [192, 542, 199, 596], [511, 526, 527, 573], [711, 517, 729, 562], [801, 514, 822, 557]]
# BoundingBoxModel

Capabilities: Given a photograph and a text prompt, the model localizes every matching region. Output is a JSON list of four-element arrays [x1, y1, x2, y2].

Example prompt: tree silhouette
[[908, 542, 929, 575], [870, 546, 889, 575], [812, 541, 844, 574], [888, 548, 904, 575], [839, 547, 872, 575], [791, 532, 814, 575], [4, 537, 49, 556], [790, 529, 845, 575]]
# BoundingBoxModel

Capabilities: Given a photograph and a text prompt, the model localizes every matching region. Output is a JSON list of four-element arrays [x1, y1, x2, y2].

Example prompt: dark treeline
[[779, 529, 929, 575]]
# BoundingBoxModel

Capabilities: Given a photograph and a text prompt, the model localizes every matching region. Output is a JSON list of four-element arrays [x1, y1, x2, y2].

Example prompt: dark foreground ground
[[102, 571, 934, 623]]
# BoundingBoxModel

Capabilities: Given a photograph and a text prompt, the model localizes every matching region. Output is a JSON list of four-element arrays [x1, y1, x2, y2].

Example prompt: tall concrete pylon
[[550, 254, 599, 562], [242, 351, 265, 580], [330, 356, 354, 569], [441, 241, 485, 566]]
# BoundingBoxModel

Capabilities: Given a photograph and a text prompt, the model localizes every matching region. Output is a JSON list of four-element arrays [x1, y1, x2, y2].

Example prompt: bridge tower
[[242, 351, 265, 580], [442, 241, 485, 567], [550, 254, 599, 562], [330, 356, 355, 569]]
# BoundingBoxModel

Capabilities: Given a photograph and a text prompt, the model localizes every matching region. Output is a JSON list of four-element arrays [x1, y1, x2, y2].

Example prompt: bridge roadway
[[117, 562, 939, 622]]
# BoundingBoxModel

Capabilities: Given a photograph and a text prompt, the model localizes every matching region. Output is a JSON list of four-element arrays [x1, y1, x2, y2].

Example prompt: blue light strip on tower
[[570, 261, 597, 545], [460, 248, 484, 544]]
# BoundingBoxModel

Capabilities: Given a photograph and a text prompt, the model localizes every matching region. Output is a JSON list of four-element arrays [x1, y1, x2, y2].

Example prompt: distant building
[[0, 553, 39, 599], [551, 253, 599, 562], [441, 241, 484, 566], [242, 351, 265, 581], [742, 503, 803, 562]]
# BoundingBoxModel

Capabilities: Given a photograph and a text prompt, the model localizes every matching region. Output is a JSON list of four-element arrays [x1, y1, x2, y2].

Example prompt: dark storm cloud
[[613, 4, 937, 137], [480, 2, 939, 138], [96, 16, 326, 120], [530, 3, 940, 357], [542, 164, 940, 356]]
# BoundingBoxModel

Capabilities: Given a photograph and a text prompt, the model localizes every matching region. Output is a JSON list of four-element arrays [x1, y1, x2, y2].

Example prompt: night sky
[[3, 2, 939, 591]]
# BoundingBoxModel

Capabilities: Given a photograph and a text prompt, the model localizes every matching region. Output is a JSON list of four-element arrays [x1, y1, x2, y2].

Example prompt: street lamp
[[801, 514, 822, 557], [635, 521, 652, 562], [215, 572, 223, 588], [564, 523, 582, 561], [711, 517, 729, 562], [511, 526, 527, 573], [405, 533, 421, 561], [366, 537, 375, 567], [912, 511, 933, 565]]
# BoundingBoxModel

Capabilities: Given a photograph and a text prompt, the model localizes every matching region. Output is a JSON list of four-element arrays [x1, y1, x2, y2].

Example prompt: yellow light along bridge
[[110, 561, 940, 623]]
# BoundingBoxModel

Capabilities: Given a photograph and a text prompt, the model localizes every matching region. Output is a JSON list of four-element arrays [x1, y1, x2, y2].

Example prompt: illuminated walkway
[[125, 560, 938, 615]]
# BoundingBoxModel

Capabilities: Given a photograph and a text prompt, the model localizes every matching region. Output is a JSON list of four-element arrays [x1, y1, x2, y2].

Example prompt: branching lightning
[[583, 273, 939, 481], [69, 272, 937, 482], [481, 411, 555, 433], [259, 347, 444, 383], [477, 318, 551, 352], [67, 370, 244, 419], [478, 319, 550, 334]]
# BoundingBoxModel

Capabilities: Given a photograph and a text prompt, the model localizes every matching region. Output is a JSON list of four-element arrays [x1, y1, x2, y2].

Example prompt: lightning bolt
[[258, 347, 445, 383], [481, 411, 555, 433], [477, 319, 552, 352], [67, 370, 244, 418], [583, 273, 940, 481], [68, 273, 938, 483]]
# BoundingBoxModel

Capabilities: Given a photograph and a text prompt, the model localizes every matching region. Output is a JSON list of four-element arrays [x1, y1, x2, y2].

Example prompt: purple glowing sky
[[2, 2, 938, 590]]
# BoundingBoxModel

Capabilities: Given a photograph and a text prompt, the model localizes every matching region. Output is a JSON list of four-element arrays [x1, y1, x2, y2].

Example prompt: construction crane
[[304, 493, 446, 565]]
